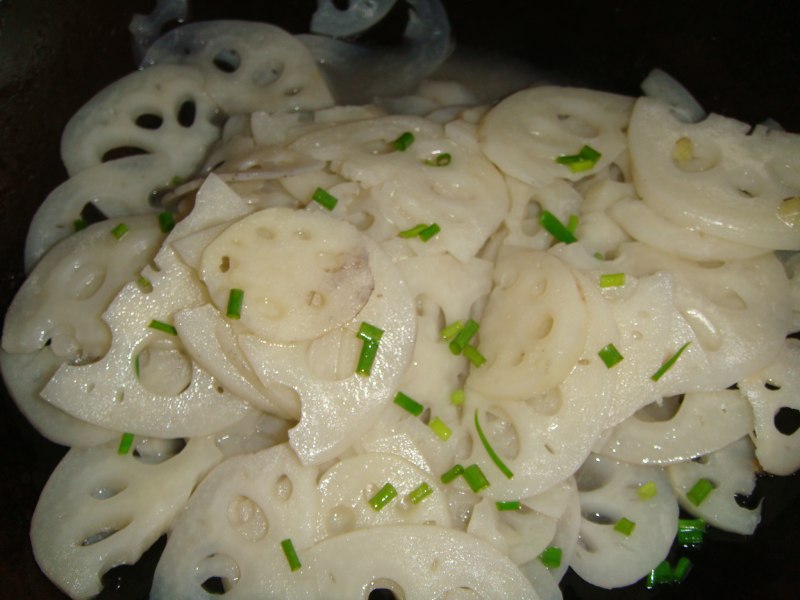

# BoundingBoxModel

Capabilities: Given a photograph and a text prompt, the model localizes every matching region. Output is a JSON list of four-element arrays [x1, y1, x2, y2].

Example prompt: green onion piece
[[686, 478, 716, 506], [280, 538, 302, 572], [424, 152, 452, 167], [539, 546, 562, 569], [449, 318, 479, 355], [117, 432, 135, 455], [311, 187, 338, 211], [226, 288, 244, 319], [398, 224, 428, 238], [393, 391, 424, 417], [555, 145, 602, 172], [637, 480, 658, 500], [441, 464, 464, 484], [440, 320, 464, 341], [651, 341, 691, 381], [136, 276, 153, 293], [73, 218, 87, 232], [418, 223, 441, 241], [599, 272, 626, 288], [579, 145, 602, 162], [539, 210, 578, 244], [158, 211, 176, 233], [170, 175, 186, 187], [407, 482, 433, 504], [673, 556, 693, 582], [677, 518, 707, 546], [133, 353, 141, 379], [566, 214, 580, 234], [463, 463, 490, 493], [148, 319, 177, 336], [392, 131, 415, 151], [614, 517, 636, 536], [429, 416, 452, 441], [368, 482, 398, 511], [450, 389, 465, 406], [111, 223, 129, 240], [594, 251, 605, 261], [357, 322, 384, 343], [474, 409, 514, 479], [463, 345, 487, 367], [356, 340, 379, 376], [598, 343, 624, 369], [646, 560, 674, 589], [495, 500, 521, 511]]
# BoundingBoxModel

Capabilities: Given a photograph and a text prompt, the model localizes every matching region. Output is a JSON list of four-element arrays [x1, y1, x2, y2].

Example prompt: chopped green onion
[[357, 322, 384, 343], [424, 152, 452, 167], [539, 210, 578, 244], [393, 391, 424, 417], [463, 345, 487, 367], [418, 223, 441, 241], [450, 389, 465, 406], [598, 343, 624, 368], [280, 538, 302, 572], [136, 276, 153, 293], [392, 131, 415, 151], [474, 409, 514, 479], [495, 500, 521, 511], [673, 556, 693, 582], [429, 416, 452, 441], [614, 517, 636, 536], [117, 432, 135, 455], [539, 546, 562, 569], [407, 482, 433, 504], [441, 464, 464, 484], [311, 187, 338, 211], [226, 288, 244, 319], [677, 518, 707, 546], [594, 251, 605, 261], [449, 319, 479, 354], [555, 145, 602, 172], [133, 353, 141, 379], [356, 322, 383, 376], [599, 273, 626, 287], [73, 218, 87, 231], [686, 478, 716, 507], [440, 320, 464, 341], [651, 341, 691, 381], [463, 463, 490, 493], [111, 223, 129, 240], [158, 211, 176, 233], [368, 482, 398, 511], [148, 319, 177, 336], [170, 175, 186, 187], [566, 214, 580, 234], [637, 481, 658, 500], [646, 560, 674, 589], [398, 224, 428, 238]]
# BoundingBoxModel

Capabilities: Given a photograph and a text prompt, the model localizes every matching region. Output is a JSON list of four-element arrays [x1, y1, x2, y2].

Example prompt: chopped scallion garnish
[[474, 409, 514, 479], [463, 345, 487, 367], [673, 556, 693, 582], [357, 322, 384, 343], [355, 322, 383, 376], [440, 320, 464, 341], [398, 222, 440, 241], [392, 131, 415, 151], [567, 214, 580, 234], [539, 546, 562, 569], [133, 353, 141, 379], [73, 218, 87, 232], [424, 152, 452, 167], [651, 341, 691, 381], [463, 463, 490, 493], [441, 464, 464, 484], [646, 560, 674, 589], [614, 517, 636, 536], [136, 276, 153, 293], [398, 224, 428, 238], [280, 538, 302, 572], [539, 210, 578, 244], [686, 478, 716, 506], [158, 211, 176, 233], [148, 319, 177, 335], [429, 416, 452, 441], [450, 389, 465, 406], [638, 481, 658, 500], [368, 482, 398, 511], [117, 432, 134, 455], [111, 223, 129, 240], [555, 145, 602, 172], [393, 391, 424, 417], [449, 319, 479, 355], [311, 187, 338, 211], [407, 482, 433, 504], [495, 500, 521, 511], [170, 175, 186, 187], [598, 343, 624, 369], [599, 273, 626, 287], [677, 518, 707, 546], [226, 288, 244, 319]]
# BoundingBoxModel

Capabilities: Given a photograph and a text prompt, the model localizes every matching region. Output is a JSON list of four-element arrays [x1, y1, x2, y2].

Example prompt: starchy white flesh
[[32, 435, 223, 599], [479, 86, 633, 187], [60, 65, 221, 178], [628, 97, 800, 250]]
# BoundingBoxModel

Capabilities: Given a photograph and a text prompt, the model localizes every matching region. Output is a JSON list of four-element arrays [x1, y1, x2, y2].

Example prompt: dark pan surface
[[1, 1, 798, 598]]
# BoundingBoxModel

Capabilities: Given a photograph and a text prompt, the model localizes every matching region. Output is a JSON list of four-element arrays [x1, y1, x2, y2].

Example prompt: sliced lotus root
[[628, 97, 800, 250], [479, 85, 633, 187], [31, 434, 223, 599], [142, 21, 334, 116], [61, 65, 221, 177], [571, 455, 678, 589]]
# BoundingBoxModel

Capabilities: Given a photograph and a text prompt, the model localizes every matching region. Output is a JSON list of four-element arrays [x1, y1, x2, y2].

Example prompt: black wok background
[[0, 1, 798, 598]]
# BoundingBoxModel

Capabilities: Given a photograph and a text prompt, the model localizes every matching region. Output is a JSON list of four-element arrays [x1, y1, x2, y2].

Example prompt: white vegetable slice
[[479, 86, 633, 187], [570, 455, 678, 589], [200, 207, 374, 343], [640, 68, 705, 123], [142, 21, 334, 116], [599, 390, 754, 465], [628, 97, 800, 250], [667, 436, 761, 535], [61, 65, 221, 177], [150, 444, 320, 600], [738, 338, 800, 475], [32, 435, 223, 599]]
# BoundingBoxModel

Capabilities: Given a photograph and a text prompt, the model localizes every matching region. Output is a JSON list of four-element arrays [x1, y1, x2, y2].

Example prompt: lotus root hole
[[326, 505, 356, 536], [367, 579, 405, 600], [227, 495, 269, 542]]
